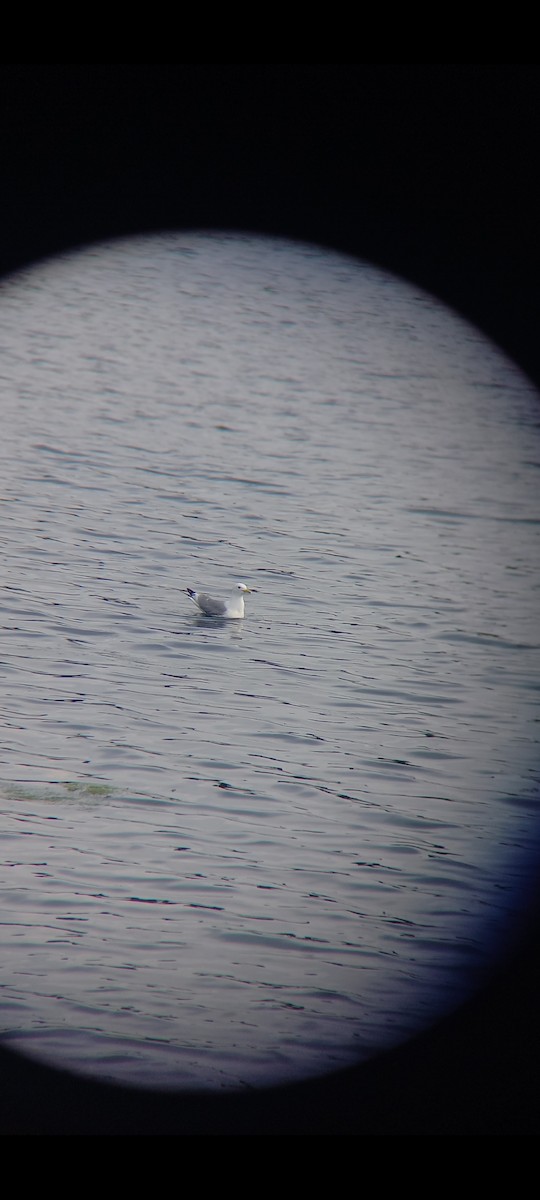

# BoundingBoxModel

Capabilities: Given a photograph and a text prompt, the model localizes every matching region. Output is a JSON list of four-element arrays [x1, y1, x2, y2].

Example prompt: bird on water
[[185, 582, 256, 619]]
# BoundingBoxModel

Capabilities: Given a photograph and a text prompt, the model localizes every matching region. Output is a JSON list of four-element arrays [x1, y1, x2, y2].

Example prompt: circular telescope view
[[1, 231, 538, 1092]]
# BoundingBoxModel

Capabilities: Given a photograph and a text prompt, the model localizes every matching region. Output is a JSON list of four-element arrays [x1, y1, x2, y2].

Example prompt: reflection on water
[[0, 232, 539, 1090]]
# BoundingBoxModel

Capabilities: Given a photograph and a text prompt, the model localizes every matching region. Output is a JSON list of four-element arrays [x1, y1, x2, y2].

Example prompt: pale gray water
[[0, 232, 539, 1090]]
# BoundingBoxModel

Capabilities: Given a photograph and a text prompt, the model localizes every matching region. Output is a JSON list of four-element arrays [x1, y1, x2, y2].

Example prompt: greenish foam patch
[[0, 780, 119, 804]]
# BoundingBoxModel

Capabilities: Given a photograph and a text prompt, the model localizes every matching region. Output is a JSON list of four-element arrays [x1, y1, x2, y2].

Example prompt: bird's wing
[[196, 592, 228, 616]]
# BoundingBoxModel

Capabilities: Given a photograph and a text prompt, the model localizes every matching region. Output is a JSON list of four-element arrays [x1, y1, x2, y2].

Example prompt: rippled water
[[1, 232, 539, 1089]]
